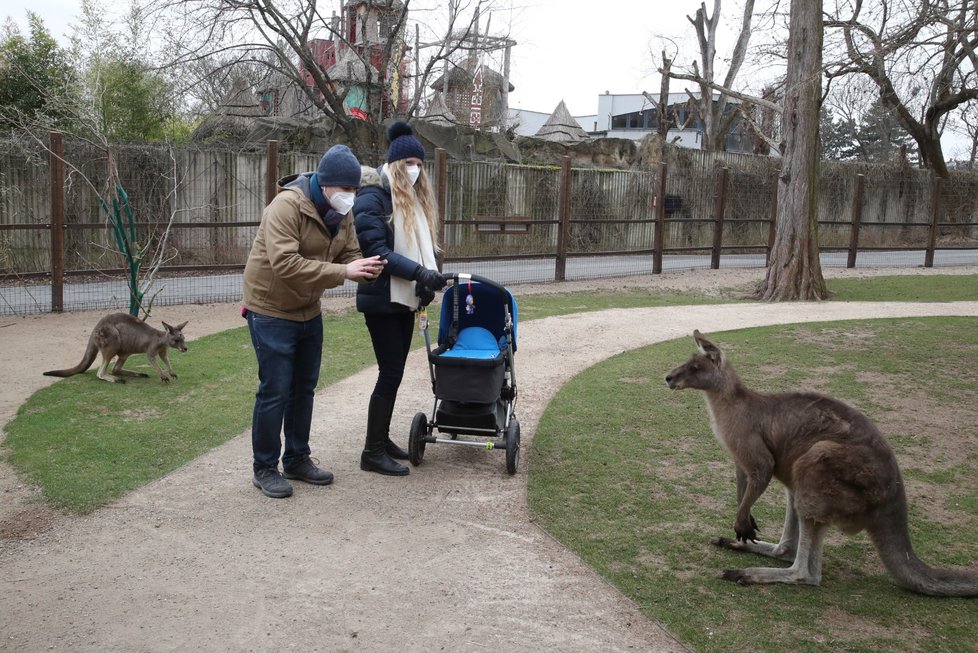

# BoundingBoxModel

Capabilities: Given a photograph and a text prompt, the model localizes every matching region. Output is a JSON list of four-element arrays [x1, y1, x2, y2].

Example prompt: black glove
[[413, 266, 447, 291], [416, 284, 435, 307]]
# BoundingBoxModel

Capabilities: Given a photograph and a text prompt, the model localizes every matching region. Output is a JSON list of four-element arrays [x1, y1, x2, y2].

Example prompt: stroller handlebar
[[441, 272, 509, 296]]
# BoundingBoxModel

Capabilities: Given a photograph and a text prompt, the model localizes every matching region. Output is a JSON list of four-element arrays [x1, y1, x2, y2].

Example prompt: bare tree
[[657, 0, 758, 151], [657, 52, 673, 139], [4, 3, 185, 316], [824, 0, 978, 178], [9, 98, 183, 317], [742, 84, 780, 154], [759, 0, 827, 301], [952, 103, 978, 168], [146, 0, 498, 154]]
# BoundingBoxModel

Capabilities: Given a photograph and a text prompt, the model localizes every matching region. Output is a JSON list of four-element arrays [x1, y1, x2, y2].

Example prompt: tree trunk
[[918, 119, 949, 178], [659, 54, 672, 139], [759, 0, 828, 302]]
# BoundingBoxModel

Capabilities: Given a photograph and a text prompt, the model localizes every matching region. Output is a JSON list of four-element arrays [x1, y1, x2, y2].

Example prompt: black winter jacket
[[353, 166, 425, 314]]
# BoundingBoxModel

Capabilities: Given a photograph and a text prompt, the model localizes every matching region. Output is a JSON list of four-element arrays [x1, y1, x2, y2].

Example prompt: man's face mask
[[328, 190, 356, 215]]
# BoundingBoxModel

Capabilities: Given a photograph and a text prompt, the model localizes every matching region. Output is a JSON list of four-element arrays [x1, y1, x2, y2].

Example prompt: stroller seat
[[439, 326, 506, 360]]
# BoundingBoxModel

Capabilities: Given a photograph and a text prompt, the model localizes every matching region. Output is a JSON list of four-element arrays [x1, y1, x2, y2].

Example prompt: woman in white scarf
[[353, 121, 447, 476]]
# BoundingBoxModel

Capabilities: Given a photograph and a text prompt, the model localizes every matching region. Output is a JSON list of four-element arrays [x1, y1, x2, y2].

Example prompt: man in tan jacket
[[243, 144, 384, 498]]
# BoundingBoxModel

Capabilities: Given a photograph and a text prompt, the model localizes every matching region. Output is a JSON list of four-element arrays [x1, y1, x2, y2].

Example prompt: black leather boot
[[381, 396, 409, 460], [361, 395, 409, 476]]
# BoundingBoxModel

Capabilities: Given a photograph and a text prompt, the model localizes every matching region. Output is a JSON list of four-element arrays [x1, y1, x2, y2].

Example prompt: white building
[[509, 91, 752, 153]]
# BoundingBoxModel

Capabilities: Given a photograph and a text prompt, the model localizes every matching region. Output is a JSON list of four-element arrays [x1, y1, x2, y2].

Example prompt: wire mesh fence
[[1, 135, 976, 316]]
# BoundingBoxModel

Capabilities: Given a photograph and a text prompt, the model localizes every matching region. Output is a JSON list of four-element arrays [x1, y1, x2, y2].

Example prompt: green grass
[[828, 274, 978, 302], [529, 318, 978, 652]]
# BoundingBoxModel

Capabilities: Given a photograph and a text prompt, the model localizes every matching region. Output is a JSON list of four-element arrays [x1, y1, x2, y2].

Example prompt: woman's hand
[[414, 266, 447, 291]]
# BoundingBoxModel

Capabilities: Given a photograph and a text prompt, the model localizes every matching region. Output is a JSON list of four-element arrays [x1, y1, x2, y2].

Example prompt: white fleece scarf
[[387, 164, 438, 310]]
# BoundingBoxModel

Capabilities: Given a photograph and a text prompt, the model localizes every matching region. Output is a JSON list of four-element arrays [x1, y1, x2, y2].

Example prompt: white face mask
[[328, 190, 356, 215], [405, 164, 421, 185]]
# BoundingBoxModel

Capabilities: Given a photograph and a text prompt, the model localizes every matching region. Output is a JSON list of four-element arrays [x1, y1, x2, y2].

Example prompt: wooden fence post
[[846, 173, 865, 268], [265, 140, 279, 206], [555, 156, 572, 281], [435, 148, 448, 264], [924, 175, 943, 268], [653, 162, 667, 274], [710, 167, 729, 269], [49, 131, 64, 313]]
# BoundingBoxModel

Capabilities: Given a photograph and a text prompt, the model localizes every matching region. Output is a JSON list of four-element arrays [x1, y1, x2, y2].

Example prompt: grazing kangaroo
[[44, 313, 188, 384], [664, 330, 978, 596]]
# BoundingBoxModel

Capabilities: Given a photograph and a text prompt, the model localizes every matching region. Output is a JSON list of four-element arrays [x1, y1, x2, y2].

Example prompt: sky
[[2, 0, 705, 117], [500, 0, 699, 116]]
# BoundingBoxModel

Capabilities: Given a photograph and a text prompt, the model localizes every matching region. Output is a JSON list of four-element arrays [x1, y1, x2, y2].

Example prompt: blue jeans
[[247, 311, 323, 471]]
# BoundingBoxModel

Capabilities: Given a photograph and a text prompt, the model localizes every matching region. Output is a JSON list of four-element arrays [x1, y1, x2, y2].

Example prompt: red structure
[[298, 0, 411, 120]]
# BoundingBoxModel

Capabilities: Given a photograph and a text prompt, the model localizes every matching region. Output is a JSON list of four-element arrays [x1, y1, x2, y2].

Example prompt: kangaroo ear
[[694, 330, 723, 364], [175, 321, 188, 331], [162, 321, 173, 332]]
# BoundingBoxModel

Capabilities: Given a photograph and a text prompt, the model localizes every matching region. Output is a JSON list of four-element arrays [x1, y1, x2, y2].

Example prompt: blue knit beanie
[[317, 144, 361, 188], [386, 121, 426, 163]]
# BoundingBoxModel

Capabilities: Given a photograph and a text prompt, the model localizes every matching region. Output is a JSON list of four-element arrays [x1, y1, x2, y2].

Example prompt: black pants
[[364, 311, 415, 400]]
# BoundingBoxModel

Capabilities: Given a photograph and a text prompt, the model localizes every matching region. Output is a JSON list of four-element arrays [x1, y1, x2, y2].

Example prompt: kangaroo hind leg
[[96, 351, 124, 383], [112, 354, 148, 378], [722, 518, 826, 587]]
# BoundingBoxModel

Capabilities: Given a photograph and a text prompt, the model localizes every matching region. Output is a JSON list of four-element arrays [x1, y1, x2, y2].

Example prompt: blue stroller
[[409, 273, 520, 475]]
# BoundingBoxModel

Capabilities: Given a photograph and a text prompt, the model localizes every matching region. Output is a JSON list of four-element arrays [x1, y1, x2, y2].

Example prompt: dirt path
[[1, 267, 976, 651]]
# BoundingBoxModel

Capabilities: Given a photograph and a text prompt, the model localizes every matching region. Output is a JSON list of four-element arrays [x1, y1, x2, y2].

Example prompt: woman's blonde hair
[[388, 160, 441, 253]]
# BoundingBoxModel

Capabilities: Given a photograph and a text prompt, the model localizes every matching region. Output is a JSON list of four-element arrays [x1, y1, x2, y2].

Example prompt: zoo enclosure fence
[[1, 134, 976, 315]]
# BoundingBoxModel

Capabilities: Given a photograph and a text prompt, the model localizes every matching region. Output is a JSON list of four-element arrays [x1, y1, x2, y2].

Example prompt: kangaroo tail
[[43, 340, 99, 378], [869, 510, 978, 597]]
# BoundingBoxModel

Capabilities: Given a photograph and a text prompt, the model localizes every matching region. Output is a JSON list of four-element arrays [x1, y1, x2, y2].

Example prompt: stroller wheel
[[505, 417, 520, 475], [409, 412, 428, 466]]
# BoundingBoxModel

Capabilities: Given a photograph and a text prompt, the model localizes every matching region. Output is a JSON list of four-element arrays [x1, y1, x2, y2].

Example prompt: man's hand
[[345, 256, 385, 281]]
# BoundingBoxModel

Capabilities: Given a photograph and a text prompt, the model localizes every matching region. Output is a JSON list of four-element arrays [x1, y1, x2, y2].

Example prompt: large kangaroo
[[664, 330, 978, 596], [44, 313, 188, 384]]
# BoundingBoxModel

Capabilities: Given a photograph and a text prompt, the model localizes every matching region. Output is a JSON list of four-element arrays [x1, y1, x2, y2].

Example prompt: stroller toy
[[409, 273, 520, 474]]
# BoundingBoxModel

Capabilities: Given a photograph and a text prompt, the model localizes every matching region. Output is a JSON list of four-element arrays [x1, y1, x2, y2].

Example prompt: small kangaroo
[[44, 313, 188, 384], [665, 329, 978, 596]]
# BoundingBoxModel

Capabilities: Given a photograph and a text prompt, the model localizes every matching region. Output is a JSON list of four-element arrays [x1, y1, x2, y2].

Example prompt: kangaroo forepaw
[[721, 569, 752, 585], [712, 536, 743, 550], [160, 377, 171, 385], [735, 525, 758, 543]]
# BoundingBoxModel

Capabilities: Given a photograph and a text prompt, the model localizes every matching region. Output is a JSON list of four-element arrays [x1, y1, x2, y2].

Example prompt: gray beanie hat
[[317, 144, 361, 188]]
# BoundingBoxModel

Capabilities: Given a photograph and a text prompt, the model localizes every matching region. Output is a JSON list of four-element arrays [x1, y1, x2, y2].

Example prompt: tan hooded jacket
[[242, 179, 362, 321]]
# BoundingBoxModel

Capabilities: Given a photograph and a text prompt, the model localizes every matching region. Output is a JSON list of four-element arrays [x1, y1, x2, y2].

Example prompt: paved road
[[2, 250, 975, 316]]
